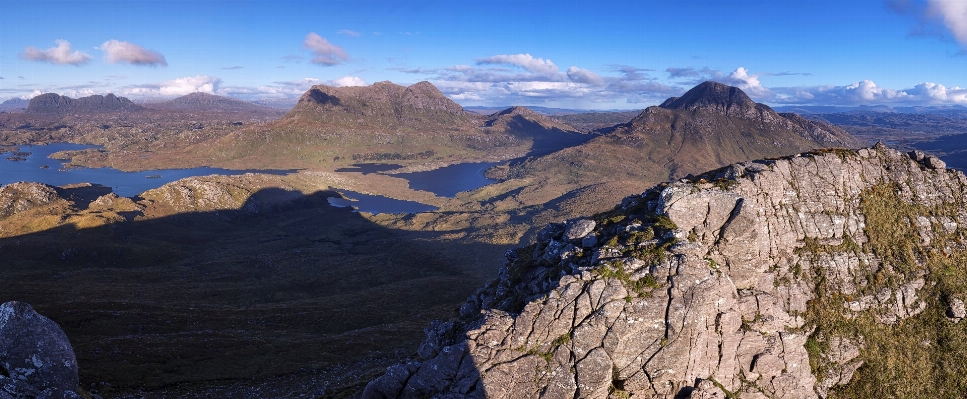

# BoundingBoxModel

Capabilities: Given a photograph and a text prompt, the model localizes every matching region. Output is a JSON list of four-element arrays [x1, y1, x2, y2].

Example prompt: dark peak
[[659, 81, 756, 113], [491, 106, 539, 118], [26, 93, 141, 114], [406, 81, 440, 93], [297, 80, 463, 114]]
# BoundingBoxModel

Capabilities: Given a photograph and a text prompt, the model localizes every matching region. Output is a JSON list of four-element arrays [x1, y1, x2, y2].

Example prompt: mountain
[[486, 82, 862, 219], [0, 98, 29, 113], [367, 144, 967, 398], [283, 80, 475, 128], [482, 106, 595, 157], [201, 82, 583, 169], [25, 93, 144, 114], [148, 92, 281, 113]]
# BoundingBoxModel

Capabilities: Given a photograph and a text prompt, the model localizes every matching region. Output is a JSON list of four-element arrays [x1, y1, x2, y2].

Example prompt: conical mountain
[[658, 80, 758, 115], [491, 82, 862, 218]]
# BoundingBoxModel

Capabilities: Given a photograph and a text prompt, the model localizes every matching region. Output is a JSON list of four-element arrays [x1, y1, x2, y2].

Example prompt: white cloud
[[476, 54, 561, 77], [566, 66, 605, 86], [303, 33, 348, 66], [158, 75, 219, 96], [337, 29, 361, 37], [20, 40, 91, 65], [718, 67, 772, 99], [101, 40, 167, 66], [332, 76, 366, 87], [770, 79, 967, 105], [928, 0, 967, 47]]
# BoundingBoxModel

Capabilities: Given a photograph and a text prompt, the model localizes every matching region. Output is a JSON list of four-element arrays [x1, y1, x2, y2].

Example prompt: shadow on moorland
[[501, 114, 599, 159], [0, 187, 507, 396]]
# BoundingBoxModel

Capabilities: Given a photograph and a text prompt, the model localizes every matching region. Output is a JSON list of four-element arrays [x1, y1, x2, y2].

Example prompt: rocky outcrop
[[365, 144, 967, 398], [137, 175, 304, 215], [0, 302, 82, 399], [0, 183, 62, 219]]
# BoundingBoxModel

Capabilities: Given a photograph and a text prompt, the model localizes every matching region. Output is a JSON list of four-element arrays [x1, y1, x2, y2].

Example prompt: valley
[[3, 81, 967, 398]]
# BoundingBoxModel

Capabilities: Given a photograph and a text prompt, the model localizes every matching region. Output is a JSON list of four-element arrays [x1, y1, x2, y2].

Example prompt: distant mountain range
[[25, 93, 145, 114], [145, 92, 281, 113], [0, 98, 29, 113]]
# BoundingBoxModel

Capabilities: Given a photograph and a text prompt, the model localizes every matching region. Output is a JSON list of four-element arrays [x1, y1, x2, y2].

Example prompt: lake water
[[394, 161, 500, 198], [334, 163, 402, 174], [911, 134, 967, 170], [327, 189, 436, 214], [0, 143, 297, 198], [3, 144, 507, 214]]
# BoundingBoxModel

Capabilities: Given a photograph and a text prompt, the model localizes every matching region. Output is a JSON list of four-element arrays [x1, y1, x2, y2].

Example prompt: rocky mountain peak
[[483, 105, 582, 136], [491, 105, 540, 118], [25, 93, 143, 114], [366, 145, 967, 398], [659, 81, 758, 114]]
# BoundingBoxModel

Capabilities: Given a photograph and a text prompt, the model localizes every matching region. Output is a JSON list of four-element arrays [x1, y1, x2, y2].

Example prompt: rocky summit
[[365, 144, 967, 398], [25, 93, 144, 114]]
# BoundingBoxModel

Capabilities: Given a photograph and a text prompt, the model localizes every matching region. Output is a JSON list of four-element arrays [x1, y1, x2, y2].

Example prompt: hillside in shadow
[[0, 187, 509, 396]]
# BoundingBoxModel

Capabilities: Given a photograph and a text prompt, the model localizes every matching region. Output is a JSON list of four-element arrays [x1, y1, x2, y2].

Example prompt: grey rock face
[[948, 298, 966, 323], [366, 146, 967, 398], [563, 219, 596, 241], [925, 155, 947, 170], [0, 302, 78, 395], [0, 182, 61, 219]]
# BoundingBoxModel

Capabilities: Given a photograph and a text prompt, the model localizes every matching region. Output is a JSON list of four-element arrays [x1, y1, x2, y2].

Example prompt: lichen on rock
[[364, 145, 967, 398]]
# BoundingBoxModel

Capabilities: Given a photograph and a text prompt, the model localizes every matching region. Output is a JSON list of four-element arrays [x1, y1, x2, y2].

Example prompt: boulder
[[563, 219, 596, 241], [0, 302, 78, 394]]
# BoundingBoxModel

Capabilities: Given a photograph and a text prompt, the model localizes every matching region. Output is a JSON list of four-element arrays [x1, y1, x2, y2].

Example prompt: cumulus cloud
[[566, 66, 605, 86], [718, 67, 772, 99], [100, 40, 167, 66], [476, 54, 561, 77], [332, 76, 366, 87], [928, 0, 967, 47], [421, 55, 688, 107], [21, 40, 91, 65], [769, 79, 967, 105], [303, 33, 348, 66], [150, 75, 219, 96]]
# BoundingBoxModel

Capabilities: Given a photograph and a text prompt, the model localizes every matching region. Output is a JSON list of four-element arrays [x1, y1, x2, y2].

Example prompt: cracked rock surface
[[364, 145, 967, 398]]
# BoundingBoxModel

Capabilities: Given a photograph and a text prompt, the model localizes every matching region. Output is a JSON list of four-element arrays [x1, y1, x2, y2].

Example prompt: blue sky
[[1, 0, 966, 109]]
